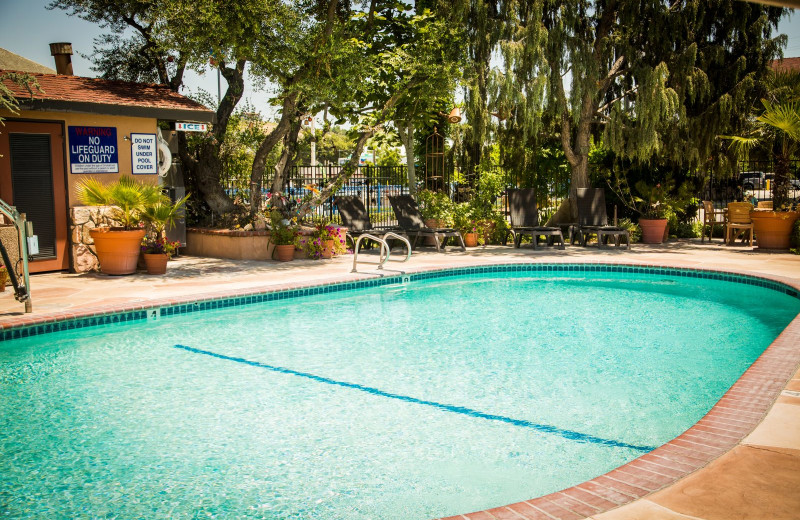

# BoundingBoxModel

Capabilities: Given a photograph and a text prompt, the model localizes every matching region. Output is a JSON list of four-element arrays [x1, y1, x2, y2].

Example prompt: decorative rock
[[243, 223, 254, 231], [72, 243, 99, 273], [254, 217, 267, 231]]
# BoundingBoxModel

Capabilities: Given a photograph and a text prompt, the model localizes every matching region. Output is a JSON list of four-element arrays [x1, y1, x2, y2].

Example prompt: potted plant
[[140, 196, 188, 274], [140, 237, 180, 274], [300, 222, 346, 259], [721, 71, 800, 248], [750, 200, 800, 249], [608, 174, 691, 244], [77, 176, 167, 275], [451, 203, 478, 247], [267, 209, 299, 262]]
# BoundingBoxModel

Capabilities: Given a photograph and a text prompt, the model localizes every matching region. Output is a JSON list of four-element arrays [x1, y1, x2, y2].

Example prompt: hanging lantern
[[448, 107, 462, 123]]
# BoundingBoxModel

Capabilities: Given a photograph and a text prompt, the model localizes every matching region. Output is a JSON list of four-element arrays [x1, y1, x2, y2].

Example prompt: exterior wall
[[1, 109, 162, 272], [0, 109, 161, 208]]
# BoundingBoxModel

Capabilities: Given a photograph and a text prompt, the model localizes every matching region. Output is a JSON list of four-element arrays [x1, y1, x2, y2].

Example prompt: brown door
[[0, 121, 69, 272]]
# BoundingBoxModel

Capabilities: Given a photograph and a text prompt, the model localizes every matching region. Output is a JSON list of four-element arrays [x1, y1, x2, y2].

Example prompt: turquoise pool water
[[1, 268, 799, 519]]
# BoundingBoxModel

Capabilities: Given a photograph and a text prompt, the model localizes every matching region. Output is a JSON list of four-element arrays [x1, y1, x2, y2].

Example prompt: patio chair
[[334, 196, 405, 249], [574, 188, 630, 249], [507, 189, 565, 249], [725, 202, 754, 247], [388, 195, 466, 252], [701, 200, 726, 243]]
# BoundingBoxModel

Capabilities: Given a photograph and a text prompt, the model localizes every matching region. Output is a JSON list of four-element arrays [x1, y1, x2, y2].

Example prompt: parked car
[[739, 171, 767, 190]]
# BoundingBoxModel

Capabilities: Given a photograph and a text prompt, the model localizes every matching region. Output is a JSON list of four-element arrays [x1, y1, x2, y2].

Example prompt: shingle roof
[[770, 57, 800, 72], [0, 48, 56, 74], [1, 70, 214, 123]]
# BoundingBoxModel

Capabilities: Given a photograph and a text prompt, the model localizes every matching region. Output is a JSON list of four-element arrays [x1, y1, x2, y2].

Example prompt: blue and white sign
[[68, 126, 118, 174], [130, 133, 157, 175]]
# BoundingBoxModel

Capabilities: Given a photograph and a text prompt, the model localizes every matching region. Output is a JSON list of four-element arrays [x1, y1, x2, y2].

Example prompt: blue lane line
[[173, 344, 655, 453]]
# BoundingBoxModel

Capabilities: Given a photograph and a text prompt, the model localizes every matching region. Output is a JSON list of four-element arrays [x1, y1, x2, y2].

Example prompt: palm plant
[[76, 176, 170, 229], [723, 70, 800, 209]]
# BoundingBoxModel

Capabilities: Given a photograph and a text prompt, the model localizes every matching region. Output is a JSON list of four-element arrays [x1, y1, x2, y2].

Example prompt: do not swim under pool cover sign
[[68, 126, 119, 174]]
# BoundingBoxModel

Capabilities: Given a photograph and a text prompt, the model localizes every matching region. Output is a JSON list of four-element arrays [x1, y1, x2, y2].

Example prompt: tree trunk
[[250, 92, 299, 214], [272, 117, 304, 195], [188, 59, 246, 215], [397, 119, 416, 194], [774, 151, 790, 209]]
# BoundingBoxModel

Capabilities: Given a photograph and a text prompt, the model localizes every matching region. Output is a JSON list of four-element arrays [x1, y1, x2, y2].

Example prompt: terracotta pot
[[89, 228, 147, 275], [143, 253, 168, 275], [638, 218, 668, 244], [464, 232, 478, 247], [321, 239, 335, 259], [274, 244, 295, 262], [750, 210, 800, 249]]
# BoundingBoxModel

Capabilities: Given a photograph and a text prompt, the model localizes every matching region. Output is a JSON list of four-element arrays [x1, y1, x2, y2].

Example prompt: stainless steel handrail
[[0, 198, 32, 312], [351, 232, 411, 273]]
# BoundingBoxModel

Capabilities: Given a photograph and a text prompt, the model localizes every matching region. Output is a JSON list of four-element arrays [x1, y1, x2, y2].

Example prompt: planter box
[[186, 229, 277, 261]]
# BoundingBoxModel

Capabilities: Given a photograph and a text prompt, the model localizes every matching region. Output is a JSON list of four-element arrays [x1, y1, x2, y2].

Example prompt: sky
[[2, 0, 800, 124]]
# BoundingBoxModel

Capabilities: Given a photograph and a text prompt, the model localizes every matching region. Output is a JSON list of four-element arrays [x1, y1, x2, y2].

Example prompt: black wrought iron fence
[[221, 164, 572, 226], [697, 160, 800, 207]]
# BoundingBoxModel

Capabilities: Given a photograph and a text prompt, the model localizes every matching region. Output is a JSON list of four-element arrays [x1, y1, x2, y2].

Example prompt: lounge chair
[[507, 188, 565, 249], [388, 195, 466, 252], [334, 196, 405, 248], [574, 188, 630, 249]]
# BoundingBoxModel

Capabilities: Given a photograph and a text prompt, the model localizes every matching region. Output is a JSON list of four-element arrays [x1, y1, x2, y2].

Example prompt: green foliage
[[0, 72, 42, 123], [267, 210, 299, 246], [415, 189, 454, 224], [617, 218, 641, 243], [297, 127, 355, 166], [76, 176, 167, 230]]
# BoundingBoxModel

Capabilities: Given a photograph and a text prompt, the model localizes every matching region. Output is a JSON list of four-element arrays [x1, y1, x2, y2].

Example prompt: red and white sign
[[175, 122, 207, 132]]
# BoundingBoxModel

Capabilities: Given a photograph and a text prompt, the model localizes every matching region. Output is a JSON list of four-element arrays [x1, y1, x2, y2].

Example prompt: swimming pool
[[1, 264, 799, 519]]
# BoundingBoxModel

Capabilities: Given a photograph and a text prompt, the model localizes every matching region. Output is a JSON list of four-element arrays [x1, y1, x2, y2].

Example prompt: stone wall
[[69, 206, 119, 273]]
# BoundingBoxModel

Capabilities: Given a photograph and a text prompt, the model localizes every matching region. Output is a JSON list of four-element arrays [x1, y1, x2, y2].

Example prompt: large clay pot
[[143, 253, 168, 275], [464, 232, 478, 247], [750, 210, 800, 249], [89, 228, 146, 275], [274, 244, 295, 262], [638, 218, 668, 244], [321, 239, 335, 259]]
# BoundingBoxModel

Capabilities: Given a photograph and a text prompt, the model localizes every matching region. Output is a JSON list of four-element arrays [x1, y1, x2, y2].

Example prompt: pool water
[[1, 270, 798, 519]]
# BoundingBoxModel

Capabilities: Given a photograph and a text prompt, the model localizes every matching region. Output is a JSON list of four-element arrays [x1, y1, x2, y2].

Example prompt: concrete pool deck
[[0, 239, 798, 520]]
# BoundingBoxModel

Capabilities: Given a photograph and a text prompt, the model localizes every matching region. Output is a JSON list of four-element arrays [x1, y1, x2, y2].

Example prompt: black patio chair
[[508, 189, 565, 250], [388, 195, 466, 252], [334, 196, 405, 249], [574, 188, 630, 249]]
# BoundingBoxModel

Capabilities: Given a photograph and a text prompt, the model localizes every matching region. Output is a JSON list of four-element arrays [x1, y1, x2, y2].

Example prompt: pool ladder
[[351, 232, 412, 273]]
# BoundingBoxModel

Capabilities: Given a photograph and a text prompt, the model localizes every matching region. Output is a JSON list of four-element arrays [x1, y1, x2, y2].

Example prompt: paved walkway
[[1, 239, 798, 520]]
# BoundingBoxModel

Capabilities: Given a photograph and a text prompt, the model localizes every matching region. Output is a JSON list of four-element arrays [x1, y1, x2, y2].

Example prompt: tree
[[467, 0, 787, 221], [49, 0, 296, 217]]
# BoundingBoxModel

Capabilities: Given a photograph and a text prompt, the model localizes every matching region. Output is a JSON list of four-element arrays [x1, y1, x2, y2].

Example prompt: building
[[0, 44, 213, 273]]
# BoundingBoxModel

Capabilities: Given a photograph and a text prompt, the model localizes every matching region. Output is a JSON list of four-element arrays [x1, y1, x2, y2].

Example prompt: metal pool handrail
[[351, 232, 411, 273]]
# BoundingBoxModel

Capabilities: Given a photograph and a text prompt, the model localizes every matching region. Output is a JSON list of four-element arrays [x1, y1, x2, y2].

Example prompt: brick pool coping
[[2, 258, 799, 520]]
